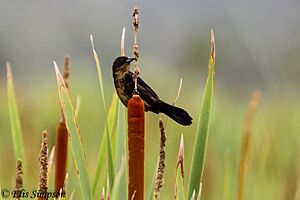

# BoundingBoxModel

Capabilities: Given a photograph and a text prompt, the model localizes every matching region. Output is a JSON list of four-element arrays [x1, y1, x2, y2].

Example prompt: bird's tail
[[156, 100, 193, 126]]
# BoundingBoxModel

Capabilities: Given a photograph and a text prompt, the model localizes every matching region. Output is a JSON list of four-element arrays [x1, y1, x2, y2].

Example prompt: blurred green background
[[0, 0, 300, 199]]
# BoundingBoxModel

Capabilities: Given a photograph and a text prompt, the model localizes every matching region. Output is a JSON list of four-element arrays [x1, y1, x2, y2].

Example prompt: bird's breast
[[114, 75, 134, 107]]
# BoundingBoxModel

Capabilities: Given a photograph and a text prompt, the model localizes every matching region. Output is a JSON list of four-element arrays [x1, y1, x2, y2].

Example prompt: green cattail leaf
[[90, 35, 115, 193], [92, 133, 106, 195], [6, 64, 25, 165], [111, 157, 126, 200], [188, 30, 215, 199], [54, 62, 92, 200], [105, 93, 118, 190], [109, 93, 119, 158], [116, 102, 127, 200], [176, 167, 185, 200], [148, 157, 159, 200], [92, 93, 118, 195]]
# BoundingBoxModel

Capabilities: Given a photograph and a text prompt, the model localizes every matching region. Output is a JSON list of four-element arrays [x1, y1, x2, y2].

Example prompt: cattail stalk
[[54, 56, 70, 193], [38, 130, 48, 200], [237, 91, 261, 200], [132, 6, 140, 92], [128, 95, 145, 200], [127, 6, 144, 200]]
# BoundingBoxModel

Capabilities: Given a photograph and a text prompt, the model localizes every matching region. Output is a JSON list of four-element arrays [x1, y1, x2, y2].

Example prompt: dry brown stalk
[[237, 90, 261, 200], [174, 134, 185, 200], [165, 78, 183, 128], [121, 27, 126, 56], [172, 78, 183, 106], [38, 130, 48, 200], [154, 119, 167, 199], [132, 6, 140, 92], [177, 134, 185, 179], [15, 159, 23, 200]]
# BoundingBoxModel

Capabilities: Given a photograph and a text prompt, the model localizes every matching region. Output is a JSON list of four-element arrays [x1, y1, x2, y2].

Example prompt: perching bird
[[112, 56, 193, 126]]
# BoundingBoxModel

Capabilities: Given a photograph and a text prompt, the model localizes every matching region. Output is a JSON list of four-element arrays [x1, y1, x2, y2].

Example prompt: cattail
[[127, 6, 145, 200], [54, 56, 70, 193], [15, 159, 23, 200], [154, 119, 166, 199], [128, 94, 145, 200], [38, 130, 48, 200], [54, 120, 68, 193]]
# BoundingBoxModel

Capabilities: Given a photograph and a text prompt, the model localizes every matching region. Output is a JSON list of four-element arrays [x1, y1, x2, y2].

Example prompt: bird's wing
[[128, 71, 159, 99], [137, 77, 159, 99]]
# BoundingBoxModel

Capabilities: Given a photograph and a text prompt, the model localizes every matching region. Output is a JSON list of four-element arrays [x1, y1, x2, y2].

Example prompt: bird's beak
[[126, 57, 136, 63]]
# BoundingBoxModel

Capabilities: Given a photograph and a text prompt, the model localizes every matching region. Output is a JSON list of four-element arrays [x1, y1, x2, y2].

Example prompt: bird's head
[[112, 56, 136, 73]]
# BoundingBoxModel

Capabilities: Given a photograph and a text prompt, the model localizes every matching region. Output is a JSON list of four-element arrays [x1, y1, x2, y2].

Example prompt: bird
[[112, 56, 193, 126]]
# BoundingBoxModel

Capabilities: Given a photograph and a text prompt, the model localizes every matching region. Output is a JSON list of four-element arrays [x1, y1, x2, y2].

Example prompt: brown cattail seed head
[[128, 95, 145, 200]]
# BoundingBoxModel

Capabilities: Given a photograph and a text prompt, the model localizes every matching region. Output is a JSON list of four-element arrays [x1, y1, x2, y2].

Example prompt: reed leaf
[[6, 63, 25, 165], [148, 157, 159, 200], [176, 167, 185, 200], [188, 30, 215, 198], [92, 93, 119, 195], [0, 187, 2, 200], [90, 35, 115, 192], [54, 62, 92, 200], [111, 157, 126, 200], [116, 102, 127, 200]]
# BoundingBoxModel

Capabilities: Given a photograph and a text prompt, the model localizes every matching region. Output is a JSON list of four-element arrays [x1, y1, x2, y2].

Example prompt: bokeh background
[[0, 0, 300, 199]]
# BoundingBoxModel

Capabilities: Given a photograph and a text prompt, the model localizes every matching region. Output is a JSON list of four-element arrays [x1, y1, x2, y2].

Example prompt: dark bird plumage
[[112, 56, 193, 126]]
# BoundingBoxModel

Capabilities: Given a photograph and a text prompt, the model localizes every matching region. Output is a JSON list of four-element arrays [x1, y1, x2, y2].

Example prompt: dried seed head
[[154, 119, 167, 199], [63, 55, 70, 88], [54, 121, 68, 193], [132, 6, 139, 30], [39, 130, 48, 199], [132, 6, 140, 92], [15, 159, 23, 198]]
